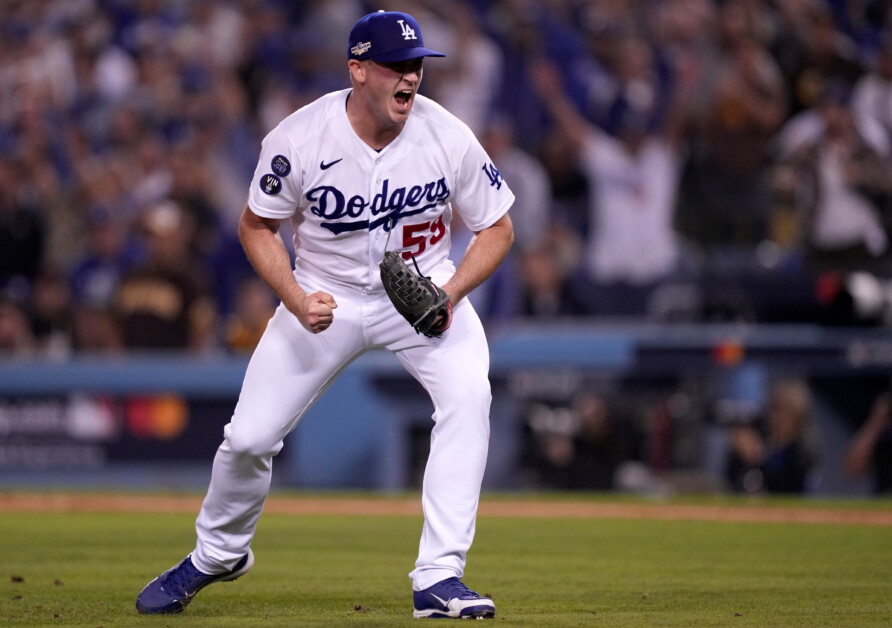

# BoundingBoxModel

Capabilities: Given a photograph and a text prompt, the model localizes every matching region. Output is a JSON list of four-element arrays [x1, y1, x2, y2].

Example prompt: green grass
[[3, 496, 892, 626]]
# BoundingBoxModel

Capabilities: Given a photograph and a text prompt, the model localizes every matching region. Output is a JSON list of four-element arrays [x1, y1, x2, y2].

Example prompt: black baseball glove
[[380, 251, 452, 338]]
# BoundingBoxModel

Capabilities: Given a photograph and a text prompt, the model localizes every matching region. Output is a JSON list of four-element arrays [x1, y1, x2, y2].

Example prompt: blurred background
[[2, 0, 892, 499]]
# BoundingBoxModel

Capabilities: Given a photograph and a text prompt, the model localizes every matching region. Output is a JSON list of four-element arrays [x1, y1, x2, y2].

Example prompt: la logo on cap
[[397, 19, 417, 41]]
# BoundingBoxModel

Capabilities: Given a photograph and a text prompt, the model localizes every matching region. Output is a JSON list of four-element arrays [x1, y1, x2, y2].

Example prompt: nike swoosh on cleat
[[320, 158, 343, 170], [430, 593, 449, 608]]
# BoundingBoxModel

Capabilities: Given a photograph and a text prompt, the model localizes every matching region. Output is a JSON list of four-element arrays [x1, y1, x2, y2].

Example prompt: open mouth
[[394, 89, 414, 110]]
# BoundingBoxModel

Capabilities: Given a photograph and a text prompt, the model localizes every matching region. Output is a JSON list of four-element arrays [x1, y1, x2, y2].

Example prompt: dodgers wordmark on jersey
[[247, 89, 515, 291]]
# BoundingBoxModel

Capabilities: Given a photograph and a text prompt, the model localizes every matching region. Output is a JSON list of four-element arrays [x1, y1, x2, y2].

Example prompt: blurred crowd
[[520, 373, 892, 497], [4, 0, 892, 359]]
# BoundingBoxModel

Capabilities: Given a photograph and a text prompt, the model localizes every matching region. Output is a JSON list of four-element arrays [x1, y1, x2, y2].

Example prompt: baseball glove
[[380, 251, 452, 338]]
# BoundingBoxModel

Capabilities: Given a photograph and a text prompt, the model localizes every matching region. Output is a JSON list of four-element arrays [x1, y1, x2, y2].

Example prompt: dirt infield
[[2, 492, 892, 525]]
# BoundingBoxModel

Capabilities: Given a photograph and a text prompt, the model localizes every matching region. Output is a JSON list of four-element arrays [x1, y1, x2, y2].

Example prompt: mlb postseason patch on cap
[[351, 41, 371, 57], [260, 174, 282, 195], [347, 11, 445, 63], [271, 155, 291, 177]]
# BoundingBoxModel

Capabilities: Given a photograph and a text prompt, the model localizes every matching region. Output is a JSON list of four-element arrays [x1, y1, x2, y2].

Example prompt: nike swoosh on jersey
[[320, 158, 343, 170]]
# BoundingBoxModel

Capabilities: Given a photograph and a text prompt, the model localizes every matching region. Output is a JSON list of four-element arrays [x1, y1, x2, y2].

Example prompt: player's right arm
[[238, 205, 337, 333]]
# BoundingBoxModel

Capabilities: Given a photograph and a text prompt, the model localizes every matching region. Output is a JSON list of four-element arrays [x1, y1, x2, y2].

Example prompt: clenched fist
[[294, 291, 338, 333]]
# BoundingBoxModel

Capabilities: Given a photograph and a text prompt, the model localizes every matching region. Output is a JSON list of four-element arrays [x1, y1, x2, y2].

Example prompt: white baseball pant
[[191, 278, 491, 591]]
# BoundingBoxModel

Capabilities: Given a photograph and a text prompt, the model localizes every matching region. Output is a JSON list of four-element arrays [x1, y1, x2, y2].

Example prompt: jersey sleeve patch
[[260, 174, 283, 195], [271, 155, 291, 176]]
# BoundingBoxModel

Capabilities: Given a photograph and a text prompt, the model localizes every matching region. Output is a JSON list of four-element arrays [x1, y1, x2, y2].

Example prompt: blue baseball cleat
[[413, 577, 495, 619], [135, 550, 254, 614]]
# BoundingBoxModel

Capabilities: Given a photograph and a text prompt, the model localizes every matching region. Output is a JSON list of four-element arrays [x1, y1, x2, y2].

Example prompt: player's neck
[[346, 90, 405, 151]]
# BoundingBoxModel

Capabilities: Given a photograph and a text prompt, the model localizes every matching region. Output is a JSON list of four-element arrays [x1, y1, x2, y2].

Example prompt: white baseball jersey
[[192, 88, 514, 596], [248, 89, 515, 290]]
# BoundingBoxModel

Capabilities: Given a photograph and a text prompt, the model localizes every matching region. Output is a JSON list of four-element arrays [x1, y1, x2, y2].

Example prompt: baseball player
[[136, 10, 514, 620]]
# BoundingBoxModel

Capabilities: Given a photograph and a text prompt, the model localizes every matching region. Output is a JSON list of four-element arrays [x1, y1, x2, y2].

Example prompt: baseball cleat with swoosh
[[413, 577, 495, 619], [135, 550, 254, 614]]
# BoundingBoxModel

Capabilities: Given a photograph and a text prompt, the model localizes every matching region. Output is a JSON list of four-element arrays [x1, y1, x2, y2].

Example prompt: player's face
[[365, 58, 424, 127]]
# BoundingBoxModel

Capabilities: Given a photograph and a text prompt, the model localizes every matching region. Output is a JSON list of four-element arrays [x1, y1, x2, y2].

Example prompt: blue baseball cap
[[348, 11, 445, 63]]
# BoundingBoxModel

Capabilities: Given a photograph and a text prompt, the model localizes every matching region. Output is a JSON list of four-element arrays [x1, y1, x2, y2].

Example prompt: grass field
[[3, 492, 892, 627]]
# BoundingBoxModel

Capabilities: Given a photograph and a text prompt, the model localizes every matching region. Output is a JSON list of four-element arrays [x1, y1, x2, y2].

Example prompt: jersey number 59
[[401, 217, 446, 260]]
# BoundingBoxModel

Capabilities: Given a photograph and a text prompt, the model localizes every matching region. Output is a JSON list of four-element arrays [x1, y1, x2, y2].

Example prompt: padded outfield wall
[[0, 322, 889, 495]]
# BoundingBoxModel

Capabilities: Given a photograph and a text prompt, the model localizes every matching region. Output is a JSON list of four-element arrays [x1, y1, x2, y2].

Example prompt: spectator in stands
[[771, 80, 892, 273], [534, 119, 589, 238], [455, 115, 554, 321], [725, 378, 818, 494], [187, 0, 250, 73], [70, 303, 124, 355], [0, 158, 46, 293], [69, 205, 137, 309], [650, 0, 717, 64], [2, 0, 892, 342], [779, 1, 864, 116], [587, 15, 673, 142], [682, 0, 788, 249], [0, 293, 36, 357], [482, 116, 551, 254], [419, 1, 503, 138], [176, 76, 258, 236], [115, 200, 217, 352], [523, 391, 644, 490], [570, 391, 645, 490], [28, 267, 73, 358], [844, 389, 892, 495], [852, 37, 892, 156], [567, 2, 644, 132], [531, 40, 693, 317], [67, 205, 136, 355], [516, 233, 588, 318], [224, 277, 276, 354], [487, 0, 576, 153]]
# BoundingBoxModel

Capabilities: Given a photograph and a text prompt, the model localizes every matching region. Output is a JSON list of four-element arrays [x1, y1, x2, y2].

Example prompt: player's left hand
[[379, 252, 452, 338]]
